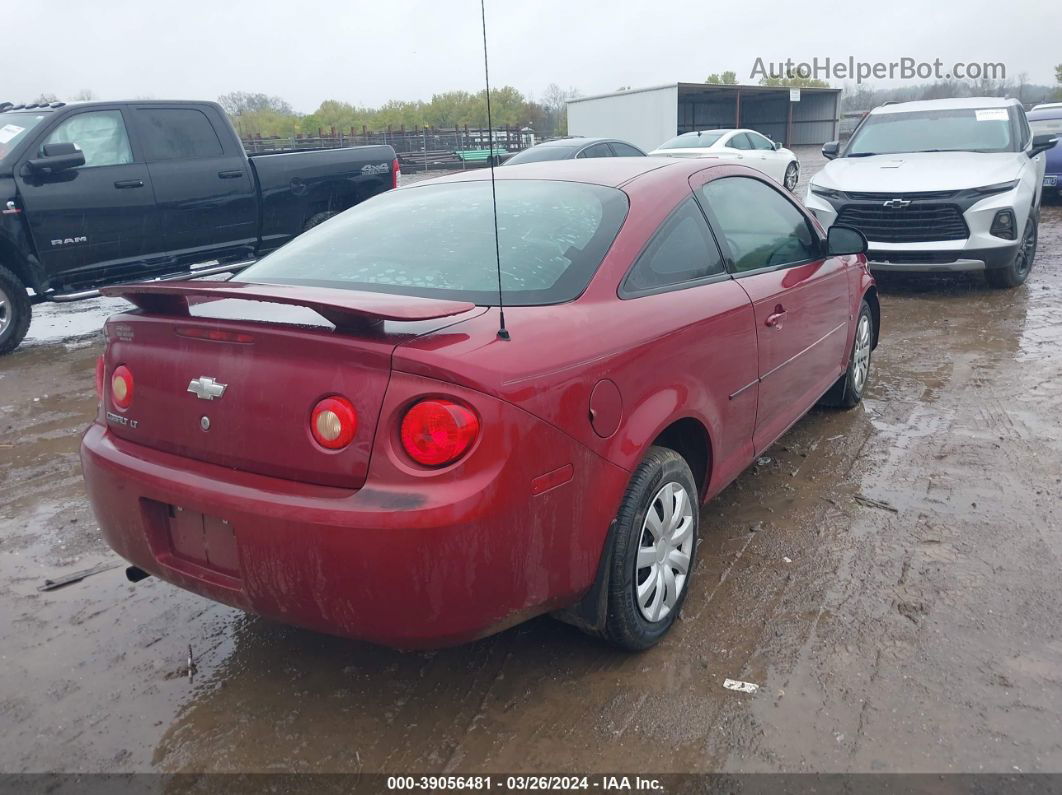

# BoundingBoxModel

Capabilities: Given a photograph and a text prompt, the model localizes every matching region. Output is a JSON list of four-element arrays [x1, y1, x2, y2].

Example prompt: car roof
[[1028, 107, 1062, 120], [533, 137, 612, 148], [870, 96, 1020, 115], [405, 157, 700, 189]]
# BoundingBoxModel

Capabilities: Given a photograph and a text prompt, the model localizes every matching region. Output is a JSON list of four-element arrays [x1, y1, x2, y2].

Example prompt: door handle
[[218, 170, 244, 179], [765, 305, 787, 328], [114, 179, 144, 189]]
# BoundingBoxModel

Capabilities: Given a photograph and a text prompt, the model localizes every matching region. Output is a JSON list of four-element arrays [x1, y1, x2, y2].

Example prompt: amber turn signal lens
[[111, 365, 134, 409]]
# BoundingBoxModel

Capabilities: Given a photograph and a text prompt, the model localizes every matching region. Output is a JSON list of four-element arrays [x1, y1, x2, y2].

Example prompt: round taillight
[[310, 396, 357, 449], [400, 399, 479, 467], [111, 365, 133, 409]]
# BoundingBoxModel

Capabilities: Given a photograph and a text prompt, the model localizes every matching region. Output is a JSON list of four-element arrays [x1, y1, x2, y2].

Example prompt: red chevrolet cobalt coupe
[[81, 158, 878, 650]]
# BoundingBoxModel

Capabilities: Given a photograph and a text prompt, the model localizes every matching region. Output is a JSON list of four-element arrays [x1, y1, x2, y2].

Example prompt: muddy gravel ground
[[1, 151, 1061, 776]]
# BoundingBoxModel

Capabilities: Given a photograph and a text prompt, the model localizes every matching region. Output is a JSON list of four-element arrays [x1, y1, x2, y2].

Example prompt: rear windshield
[[505, 145, 579, 164], [1030, 117, 1062, 135], [0, 112, 49, 164], [847, 107, 1017, 155], [657, 132, 724, 149], [241, 180, 629, 305]]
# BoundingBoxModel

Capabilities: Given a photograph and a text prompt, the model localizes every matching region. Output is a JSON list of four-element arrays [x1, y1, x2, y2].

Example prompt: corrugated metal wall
[[789, 92, 838, 145], [567, 86, 679, 152]]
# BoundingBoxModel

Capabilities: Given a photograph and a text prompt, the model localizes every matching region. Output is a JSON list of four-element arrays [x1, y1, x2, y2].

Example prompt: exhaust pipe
[[125, 566, 152, 583]]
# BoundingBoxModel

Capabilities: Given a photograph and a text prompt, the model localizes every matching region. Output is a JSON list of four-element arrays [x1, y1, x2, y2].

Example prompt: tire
[[601, 446, 699, 651], [303, 211, 337, 232], [0, 265, 31, 356], [986, 215, 1037, 289], [821, 299, 873, 409], [783, 162, 799, 192]]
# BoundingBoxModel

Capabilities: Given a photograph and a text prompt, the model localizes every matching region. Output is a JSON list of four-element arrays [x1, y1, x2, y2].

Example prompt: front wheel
[[783, 162, 799, 192], [601, 446, 699, 651], [821, 299, 873, 409], [986, 215, 1037, 289], [0, 265, 31, 356]]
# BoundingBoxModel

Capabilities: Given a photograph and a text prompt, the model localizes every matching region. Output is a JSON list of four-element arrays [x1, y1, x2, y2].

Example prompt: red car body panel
[[80, 158, 877, 647]]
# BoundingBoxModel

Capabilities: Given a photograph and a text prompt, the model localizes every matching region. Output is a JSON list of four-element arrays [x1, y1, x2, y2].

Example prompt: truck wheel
[[601, 446, 699, 651], [0, 265, 32, 356], [986, 216, 1037, 289], [303, 211, 336, 232]]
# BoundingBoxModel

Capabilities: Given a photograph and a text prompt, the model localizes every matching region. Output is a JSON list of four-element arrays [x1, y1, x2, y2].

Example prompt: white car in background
[[805, 97, 1057, 288], [649, 129, 800, 191]]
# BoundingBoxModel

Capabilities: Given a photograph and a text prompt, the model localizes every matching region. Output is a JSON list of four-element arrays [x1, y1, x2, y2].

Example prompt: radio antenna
[[480, 0, 510, 341]]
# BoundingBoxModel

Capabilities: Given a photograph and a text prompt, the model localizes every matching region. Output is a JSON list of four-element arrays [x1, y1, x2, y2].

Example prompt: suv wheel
[[986, 216, 1037, 289], [601, 446, 699, 651], [0, 265, 31, 356], [783, 162, 799, 192]]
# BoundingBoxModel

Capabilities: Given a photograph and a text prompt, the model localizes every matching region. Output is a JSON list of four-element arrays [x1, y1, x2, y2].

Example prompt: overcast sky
[[6, 0, 1059, 113]]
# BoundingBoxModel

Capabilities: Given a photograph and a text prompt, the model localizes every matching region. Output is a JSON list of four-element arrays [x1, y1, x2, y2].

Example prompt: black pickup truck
[[0, 99, 398, 353]]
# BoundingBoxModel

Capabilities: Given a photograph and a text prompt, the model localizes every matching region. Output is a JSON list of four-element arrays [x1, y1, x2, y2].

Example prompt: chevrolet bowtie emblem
[[882, 198, 911, 209], [187, 376, 227, 400]]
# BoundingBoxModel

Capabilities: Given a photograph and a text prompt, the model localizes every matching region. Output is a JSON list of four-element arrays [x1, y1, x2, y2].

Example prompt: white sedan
[[649, 129, 800, 191]]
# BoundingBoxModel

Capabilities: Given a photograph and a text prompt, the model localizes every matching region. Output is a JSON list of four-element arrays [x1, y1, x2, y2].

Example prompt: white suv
[[806, 97, 1057, 288]]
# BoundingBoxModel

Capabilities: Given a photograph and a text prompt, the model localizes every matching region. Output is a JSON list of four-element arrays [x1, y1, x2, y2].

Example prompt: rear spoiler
[[99, 281, 477, 327]]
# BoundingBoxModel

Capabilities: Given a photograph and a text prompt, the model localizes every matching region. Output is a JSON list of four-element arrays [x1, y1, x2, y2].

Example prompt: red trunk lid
[[99, 283, 478, 489]]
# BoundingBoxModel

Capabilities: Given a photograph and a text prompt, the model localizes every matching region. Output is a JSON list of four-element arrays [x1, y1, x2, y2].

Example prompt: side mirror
[[773, 141, 782, 151], [26, 142, 86, 173], [821, 141, 840, 160], [827, 224, 867, 256], [1029, 133, 1058, 158]]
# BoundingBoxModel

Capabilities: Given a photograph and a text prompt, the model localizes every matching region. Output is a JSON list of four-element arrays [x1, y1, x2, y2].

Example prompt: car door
[[14, 108, 159, 285], [747, 131, 784, 182], [131, 105, 257, 264], [618, 197, 759, 490], [693, 170, 851, 453]]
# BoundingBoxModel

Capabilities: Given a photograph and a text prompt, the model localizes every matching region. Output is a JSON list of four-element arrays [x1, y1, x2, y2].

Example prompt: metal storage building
[[566, 83, 841, 152]]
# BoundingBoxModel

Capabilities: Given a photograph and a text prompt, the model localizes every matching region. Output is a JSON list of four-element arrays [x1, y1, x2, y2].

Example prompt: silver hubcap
[[635, 481, 694, 622], [852, 314, 872, 391], [0, 285, 10, 337]]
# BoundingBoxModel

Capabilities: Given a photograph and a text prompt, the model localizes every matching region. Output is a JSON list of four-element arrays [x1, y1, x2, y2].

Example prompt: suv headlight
[[974, 179, 1019, 195], [810, 185, 844, 200]]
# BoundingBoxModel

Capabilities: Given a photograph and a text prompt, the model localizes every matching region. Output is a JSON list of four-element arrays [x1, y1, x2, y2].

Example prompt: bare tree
[[71, 89, 96, 101]]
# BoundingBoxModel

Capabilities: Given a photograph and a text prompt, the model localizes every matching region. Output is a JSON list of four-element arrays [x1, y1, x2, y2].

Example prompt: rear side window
[[241, 180, 629, 306], [698, 177, 817, 272], [623, 198, 725, 294], [727, 133, 752, 150], [138, 108, 223, 161], [610, 142, 645, 157], [577, 143, 613, 158]]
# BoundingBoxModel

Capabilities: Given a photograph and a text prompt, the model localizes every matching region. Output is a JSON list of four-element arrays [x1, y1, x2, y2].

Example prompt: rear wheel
[[986, 215, 1037, 289], [601, 446, 699, 651], [0, 265, 31, 356], [783, 162, 799, 192]]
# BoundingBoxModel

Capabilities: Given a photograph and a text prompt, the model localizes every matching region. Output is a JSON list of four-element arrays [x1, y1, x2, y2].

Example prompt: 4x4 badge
[[187, 376, 227, 400]]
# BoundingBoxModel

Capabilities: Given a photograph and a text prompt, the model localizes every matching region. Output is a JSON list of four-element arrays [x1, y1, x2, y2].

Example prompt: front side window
[[610, 142, 645, 157], [138, 108, 223, 161], [241, 180, 629, 305], [505, 145, 578, 164], [43, 111, 133, 168], [698, 177, 817, 273], [846, 107, 1016, 155], [623, 198, 725, 294]]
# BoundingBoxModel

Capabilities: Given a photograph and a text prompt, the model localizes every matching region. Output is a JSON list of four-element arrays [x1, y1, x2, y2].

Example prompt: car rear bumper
[[80, 417, 629, 649]]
